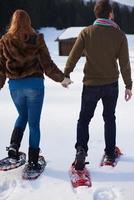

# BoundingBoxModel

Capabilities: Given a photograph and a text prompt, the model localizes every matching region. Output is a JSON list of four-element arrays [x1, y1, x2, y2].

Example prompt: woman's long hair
[[7, 9, 36, 40]]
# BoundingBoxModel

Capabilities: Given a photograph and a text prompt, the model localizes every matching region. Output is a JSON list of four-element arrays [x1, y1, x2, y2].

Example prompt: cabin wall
[[59, 39, 76, 56]]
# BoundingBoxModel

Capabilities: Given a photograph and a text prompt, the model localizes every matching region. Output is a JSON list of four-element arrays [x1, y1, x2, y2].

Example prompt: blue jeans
[[76, 82, 118, 157], [10, 88, 44, 149]]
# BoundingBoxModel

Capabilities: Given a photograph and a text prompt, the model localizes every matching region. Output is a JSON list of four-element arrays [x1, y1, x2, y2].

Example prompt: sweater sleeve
[[37, 34, 64, 82], [64, 30, 85, 77], [118, 34, 132, 90], [0, 40, 6, 89]]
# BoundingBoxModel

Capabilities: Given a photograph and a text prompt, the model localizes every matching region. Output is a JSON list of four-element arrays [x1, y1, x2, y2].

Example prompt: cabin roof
[[56, 27, 86, 41]]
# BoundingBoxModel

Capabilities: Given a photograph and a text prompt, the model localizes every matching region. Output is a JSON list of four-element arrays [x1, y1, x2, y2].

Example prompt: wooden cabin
[[56, 27, 85, 56]]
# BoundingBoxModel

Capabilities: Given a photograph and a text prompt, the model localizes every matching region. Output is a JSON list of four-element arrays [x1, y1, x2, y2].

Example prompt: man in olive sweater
[[62, 0, 132, 170]]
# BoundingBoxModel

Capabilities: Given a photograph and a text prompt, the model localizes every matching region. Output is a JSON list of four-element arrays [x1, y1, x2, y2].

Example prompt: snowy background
[[111, 0, 134, 6], [0, 27, 134, 200], [84, 0, 134, 7]]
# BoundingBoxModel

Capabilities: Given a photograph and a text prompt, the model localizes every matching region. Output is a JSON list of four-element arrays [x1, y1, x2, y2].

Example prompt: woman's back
[[1, 32, 45, 78], [0, 9, 64, 84]]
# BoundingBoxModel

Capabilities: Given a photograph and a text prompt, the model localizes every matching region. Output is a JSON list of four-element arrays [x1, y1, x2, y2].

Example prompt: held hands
[[125, 89, 132, 101], [61, 77, 73, 88]]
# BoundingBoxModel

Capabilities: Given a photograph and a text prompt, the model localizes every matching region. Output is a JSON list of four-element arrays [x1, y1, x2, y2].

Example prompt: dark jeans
[[75, 82, 118, 157], [10, 88, 44, 149]]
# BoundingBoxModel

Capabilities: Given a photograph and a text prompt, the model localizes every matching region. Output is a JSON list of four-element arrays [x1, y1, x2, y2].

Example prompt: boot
[[104, 154, 115, 163], [7, 144, 19, 160], [28, 147, 41, 170], [72, 146, 88, 170], [104, 146, 122, 163], [8, 127, 24, 159]]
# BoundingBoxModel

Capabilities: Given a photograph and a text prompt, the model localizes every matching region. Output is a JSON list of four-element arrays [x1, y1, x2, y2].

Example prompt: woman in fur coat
[[0, 9, 71, 171]]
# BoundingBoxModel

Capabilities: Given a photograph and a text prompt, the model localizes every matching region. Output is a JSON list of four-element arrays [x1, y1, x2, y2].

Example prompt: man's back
[[81, 25, 125, 85], [65, 25, 131, 89]]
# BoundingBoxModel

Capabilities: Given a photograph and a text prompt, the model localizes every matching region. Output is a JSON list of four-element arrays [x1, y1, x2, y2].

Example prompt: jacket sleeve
[[37, 34, 64, 82], [0, 40, 6, 89], [118, 34, 132, 90], [64, 30, 85, 77]]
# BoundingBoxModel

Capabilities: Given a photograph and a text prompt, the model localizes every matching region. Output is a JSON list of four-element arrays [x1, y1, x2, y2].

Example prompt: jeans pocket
[[110, 84, 119, 98], [25, 89, 44, 98], [83, 85, 100, 102], [25, 89, 44, 104]]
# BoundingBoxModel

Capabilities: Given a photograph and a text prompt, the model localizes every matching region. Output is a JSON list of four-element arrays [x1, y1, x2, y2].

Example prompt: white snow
[[0, 27, 134, 200], [84, 0, 134, 7], [112, 0, 134, 7]]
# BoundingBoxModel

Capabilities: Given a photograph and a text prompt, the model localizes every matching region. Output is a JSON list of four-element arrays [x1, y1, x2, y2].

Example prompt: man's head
[[94, 0, 114, 19]]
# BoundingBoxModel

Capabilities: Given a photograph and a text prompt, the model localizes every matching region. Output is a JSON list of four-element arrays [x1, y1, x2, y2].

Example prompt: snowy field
[[0, 27, 134, 200]]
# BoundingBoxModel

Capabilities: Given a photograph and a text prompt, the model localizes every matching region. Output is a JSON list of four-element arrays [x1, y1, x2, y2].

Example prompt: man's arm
[[118, 34, 132, 90], [64, 31, 85, 77], [118, 34, 132, 101]]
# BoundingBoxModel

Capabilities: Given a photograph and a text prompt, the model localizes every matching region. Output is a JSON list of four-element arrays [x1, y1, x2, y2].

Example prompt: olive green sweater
[[64, 25, 132, 89]]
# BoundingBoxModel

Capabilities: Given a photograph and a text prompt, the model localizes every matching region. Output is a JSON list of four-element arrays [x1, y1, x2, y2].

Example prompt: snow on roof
[[57, 27, 86, 40]]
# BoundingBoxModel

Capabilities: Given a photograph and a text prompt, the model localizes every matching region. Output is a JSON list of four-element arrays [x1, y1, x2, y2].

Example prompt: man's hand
[[125, 89, 132, 101], [61, 77, 73, 88]]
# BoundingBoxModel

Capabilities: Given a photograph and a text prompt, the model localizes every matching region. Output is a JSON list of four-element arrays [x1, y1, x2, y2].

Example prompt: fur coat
[[0, 33, 64, 89]]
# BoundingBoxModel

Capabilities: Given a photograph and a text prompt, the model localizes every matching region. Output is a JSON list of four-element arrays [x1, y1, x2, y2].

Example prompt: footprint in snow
[[93, 187, 123, 200], [0, 179, 16, 200]]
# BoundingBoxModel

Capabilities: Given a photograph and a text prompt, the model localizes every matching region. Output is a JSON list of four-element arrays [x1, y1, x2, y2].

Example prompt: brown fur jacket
[[0, 33, 64, 89]]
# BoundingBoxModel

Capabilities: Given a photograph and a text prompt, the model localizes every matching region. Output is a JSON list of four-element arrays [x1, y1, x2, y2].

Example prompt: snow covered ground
[[0, 27, 134, 200]]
